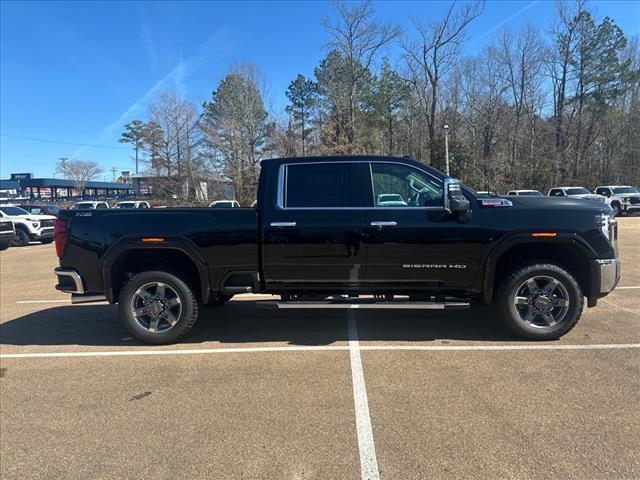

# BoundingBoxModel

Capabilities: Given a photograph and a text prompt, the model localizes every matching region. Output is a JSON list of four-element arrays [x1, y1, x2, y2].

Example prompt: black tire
[[0, 242, 10, 251], [40, 238, 54, 244], [612, 202, 622, 217], [495, 263, 583, 340], [118, 270, 199, 344], [12, 229, 30, 247]]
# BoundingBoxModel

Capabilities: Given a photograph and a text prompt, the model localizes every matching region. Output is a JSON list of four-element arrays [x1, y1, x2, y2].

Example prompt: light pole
[[443, 123, 450, 176]]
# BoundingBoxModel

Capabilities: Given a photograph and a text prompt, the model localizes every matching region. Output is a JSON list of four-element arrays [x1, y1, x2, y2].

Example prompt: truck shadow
[[0, 300, 513, 348]]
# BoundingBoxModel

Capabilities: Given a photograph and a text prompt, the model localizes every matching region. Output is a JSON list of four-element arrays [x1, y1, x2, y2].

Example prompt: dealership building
[[0, 173, 134, 200]]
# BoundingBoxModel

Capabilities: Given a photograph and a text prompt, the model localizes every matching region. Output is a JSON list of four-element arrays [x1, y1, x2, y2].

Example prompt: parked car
[[113, 201, 151, 209], [548, 187, 605, 203], [593, 185, 640, 216], [507, 190, 543, 196], [71, 201, 110, 210], [0, 211, 16, 250], [54, 155, 619, 344], [0, 205, 56, 246], [19, 204, 61, 217], [209, 200, 240, 208], [377, 193, 408, 206]]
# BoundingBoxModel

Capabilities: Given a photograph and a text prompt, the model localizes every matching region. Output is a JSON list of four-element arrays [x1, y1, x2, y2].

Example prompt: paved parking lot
[[1, 218, 639, 479]]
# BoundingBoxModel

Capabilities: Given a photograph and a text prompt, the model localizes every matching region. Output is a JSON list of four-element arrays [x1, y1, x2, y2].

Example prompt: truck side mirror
[[444, 177, 470, 214]]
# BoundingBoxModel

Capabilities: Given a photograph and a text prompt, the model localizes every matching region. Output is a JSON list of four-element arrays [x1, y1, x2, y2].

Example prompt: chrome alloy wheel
[[513, 275, 570, 328], [130, 282, 182, 333]]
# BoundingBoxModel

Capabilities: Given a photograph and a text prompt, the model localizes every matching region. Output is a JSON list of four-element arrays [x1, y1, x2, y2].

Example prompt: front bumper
[[590, 257, 620, 300], [32, 228, 54, 241], [0, 231, 16, 245]]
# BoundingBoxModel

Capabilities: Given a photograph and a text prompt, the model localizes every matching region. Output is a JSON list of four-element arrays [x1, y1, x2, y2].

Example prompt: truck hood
[[6, 214, 57, 221], [493, 195, 611, 213]]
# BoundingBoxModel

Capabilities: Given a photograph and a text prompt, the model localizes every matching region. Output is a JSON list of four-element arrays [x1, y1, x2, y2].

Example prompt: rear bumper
[[54, 267, 85, 293], [54, 267, 107, 303], [0, 231, 15, 245]]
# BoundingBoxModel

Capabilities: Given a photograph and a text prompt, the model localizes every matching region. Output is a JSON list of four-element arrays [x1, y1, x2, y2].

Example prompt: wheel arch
[[483, 234, 596, 304], [102, 237, 211, 304]]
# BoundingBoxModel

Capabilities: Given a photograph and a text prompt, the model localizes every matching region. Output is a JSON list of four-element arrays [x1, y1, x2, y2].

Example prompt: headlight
[[621, 197, 630, 203], [595, 212, 616, 243], [32, 222, 39, 228]]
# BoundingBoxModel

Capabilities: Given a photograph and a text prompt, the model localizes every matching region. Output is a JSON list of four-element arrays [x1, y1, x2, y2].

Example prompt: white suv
[[547, 187, 606, 203], [0, 211, 16, 250], [594, 185, 640, 216], [0, 205, 56, 247], [506, 190, 543, 196], [113, 201, 151, 209]]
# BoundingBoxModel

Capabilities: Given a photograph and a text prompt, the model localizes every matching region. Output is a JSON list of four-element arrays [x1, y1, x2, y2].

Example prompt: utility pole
[[443, 123, 450, 176], [110, 167, 118, 182]]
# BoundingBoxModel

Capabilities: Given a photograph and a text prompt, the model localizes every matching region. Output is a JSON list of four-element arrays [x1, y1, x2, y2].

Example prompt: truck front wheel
[[496, 263, 584, 340], [119, 270, 199, 344]]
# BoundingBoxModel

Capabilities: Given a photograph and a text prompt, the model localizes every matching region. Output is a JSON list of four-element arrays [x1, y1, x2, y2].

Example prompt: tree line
[[116, 0, 639, 205]]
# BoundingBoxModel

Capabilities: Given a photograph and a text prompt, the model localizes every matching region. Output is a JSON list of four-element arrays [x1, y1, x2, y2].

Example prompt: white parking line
[[1, 343, 639, 360], [348, 309, 380, 480], [616, 286, 640, 289]]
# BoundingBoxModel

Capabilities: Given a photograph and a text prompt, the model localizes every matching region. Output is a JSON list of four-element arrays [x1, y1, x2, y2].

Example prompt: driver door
[[362, 161, 483, 289]]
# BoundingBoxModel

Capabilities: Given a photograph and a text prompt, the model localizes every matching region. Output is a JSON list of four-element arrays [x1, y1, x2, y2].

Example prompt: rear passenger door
[[261, 161, 366, 288]]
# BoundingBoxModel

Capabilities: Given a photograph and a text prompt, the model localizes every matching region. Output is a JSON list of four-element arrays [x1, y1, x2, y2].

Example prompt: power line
[[1, 132, 129, 150]]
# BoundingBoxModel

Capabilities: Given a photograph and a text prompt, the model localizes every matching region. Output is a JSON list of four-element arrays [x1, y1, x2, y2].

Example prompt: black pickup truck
[[54, 156, 620, 343]]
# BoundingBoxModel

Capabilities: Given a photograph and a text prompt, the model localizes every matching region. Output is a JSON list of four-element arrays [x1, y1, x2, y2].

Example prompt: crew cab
[[113, 201, 151, 209], [548, 187, 605, 203], [0, 211, 15, 250], [594, 185, 640, 216], [0, 205, 56, 246], [54, 156, 620, 344]]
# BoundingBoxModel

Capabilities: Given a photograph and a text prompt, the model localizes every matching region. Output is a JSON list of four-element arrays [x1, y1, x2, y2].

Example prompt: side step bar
[[257, 300, 470, 310]]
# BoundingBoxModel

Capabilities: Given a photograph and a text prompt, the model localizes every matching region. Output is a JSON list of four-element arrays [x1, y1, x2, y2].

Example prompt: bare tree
[[146, 92, 204, 201], [402, 1, 483, 160], [56, 159, 103, 196], [324, 0, 399, 150]]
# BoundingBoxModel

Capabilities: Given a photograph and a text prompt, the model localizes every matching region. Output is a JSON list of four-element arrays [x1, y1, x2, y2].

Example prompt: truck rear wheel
[[118, 270, 199, 344], [496, 263, 583, 340]]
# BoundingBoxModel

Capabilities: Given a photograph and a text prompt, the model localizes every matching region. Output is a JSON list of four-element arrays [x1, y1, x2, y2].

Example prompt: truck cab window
[[370, 162, 443, 207], [285, 163, 358, 208]]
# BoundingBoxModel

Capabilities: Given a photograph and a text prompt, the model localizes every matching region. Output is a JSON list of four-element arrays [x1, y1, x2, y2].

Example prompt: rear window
[[285, 163, 358, 208]]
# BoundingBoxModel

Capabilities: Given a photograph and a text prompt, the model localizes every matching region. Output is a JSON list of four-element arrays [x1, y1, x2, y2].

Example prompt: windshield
[[519, 191, 542, 196], [612, 187, 638, 194], [114, 202, 135, 208], [565, 188, 590, 195], [0, 206, 29, 216]]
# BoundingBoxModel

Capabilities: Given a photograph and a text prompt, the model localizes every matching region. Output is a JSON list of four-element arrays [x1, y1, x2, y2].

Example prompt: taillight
[[54, 218, 69, 257]]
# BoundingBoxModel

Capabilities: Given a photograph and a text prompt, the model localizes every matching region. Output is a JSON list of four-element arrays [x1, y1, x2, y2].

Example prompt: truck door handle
[[370, 221, 397, 228], [270, 221, 297, 228]]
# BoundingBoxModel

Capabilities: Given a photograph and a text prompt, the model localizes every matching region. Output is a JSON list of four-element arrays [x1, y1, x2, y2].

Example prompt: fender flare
[[101, 237, 211, 303], [482, 232, 597, 303]]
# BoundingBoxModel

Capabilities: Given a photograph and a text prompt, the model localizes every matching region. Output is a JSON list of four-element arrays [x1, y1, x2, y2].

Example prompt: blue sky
[[1, 0, 639, 179]]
